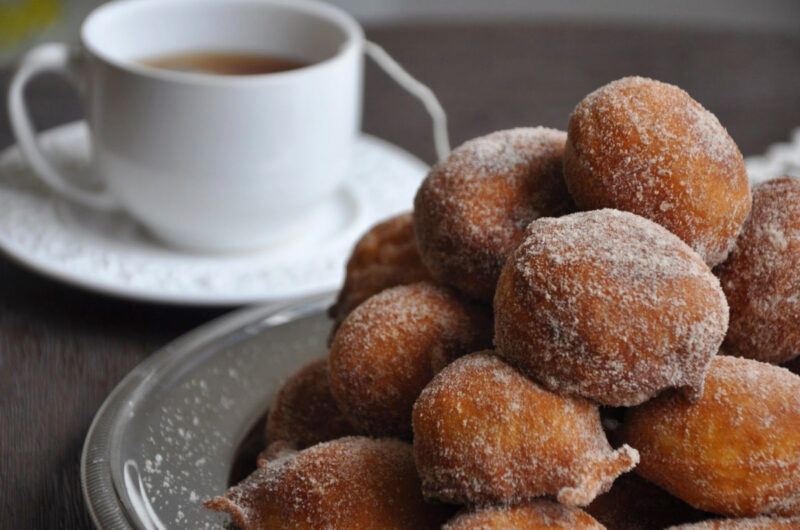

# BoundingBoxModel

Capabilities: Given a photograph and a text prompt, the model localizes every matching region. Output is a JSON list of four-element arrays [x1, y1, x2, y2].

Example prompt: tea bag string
[[365, 41, 451, 161]]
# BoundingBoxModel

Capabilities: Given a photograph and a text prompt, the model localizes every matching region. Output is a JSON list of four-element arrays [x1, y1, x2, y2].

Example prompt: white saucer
[[745, 128, 800, 185], [0, 121, 428, 305]]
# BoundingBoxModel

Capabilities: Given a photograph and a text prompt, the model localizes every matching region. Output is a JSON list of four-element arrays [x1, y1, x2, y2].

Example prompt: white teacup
[[8, 0, 364, 252]]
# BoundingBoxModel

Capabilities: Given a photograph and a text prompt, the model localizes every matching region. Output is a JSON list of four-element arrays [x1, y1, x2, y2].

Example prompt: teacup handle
[[365, 41, 451, 161], [7, 43, 119, 211]]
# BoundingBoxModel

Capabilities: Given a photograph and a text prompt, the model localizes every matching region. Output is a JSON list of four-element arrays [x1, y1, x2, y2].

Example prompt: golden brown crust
[[205, 437, 453, 529], [623, 356, 800, 518], [329, 282, 492, 437], [328, 212, 431, 334], [414, 127, 572, 302], [264, 358, 357, 449], [564, 76, 751, 266], [412, 352, 638, 507], [443, 500, 606, 529], [493, 209, 728, 406], [715, 177, 800, 364]]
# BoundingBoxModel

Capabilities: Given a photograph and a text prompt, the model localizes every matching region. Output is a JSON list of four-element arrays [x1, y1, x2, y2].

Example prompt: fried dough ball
[[494, 209, 728, 406], [443, 501, 605, 529], [622, 356, 800, 518], [328, 212, 431, 334], [265, 358, 357, 449], [564, 76, 751, 266], [586, 472, 708, 530], [412, 352, 638, 507], [715, 177, 800, 364], [668, 516, 800, 529], [206, 437, 453, 529], [329, 282, 492, 437], [414, 127, 572, 302]]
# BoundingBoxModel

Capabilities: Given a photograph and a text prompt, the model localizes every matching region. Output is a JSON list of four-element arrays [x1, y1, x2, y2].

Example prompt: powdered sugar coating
[[623, 356, 800, 517], [494, 209, 728, 406], [412, 352, 638, 507], [264, 358, 357, 450], [668, 516, 800, 529], [205, 437, 452, 529], [414, 127, 572, 302], [328, 212, 431, 338], [564, 76, 751, 266], [715, 177, 800, 364], [329, 282, 493, 437], [443, 500, 605, 529]]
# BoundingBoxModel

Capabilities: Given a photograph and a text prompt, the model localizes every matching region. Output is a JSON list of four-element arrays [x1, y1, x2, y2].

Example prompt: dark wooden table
[[1, 22, 799, 529]]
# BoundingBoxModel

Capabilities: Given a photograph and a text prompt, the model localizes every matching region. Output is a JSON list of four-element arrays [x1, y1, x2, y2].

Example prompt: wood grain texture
[[0, 22, 799, 529]]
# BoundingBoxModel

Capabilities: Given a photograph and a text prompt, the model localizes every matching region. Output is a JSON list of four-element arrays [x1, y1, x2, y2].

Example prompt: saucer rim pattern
[[0, 121, 428, 306]]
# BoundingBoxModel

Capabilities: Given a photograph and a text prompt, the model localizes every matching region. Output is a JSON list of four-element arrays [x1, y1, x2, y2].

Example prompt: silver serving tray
[[81, 293, 334, 529]]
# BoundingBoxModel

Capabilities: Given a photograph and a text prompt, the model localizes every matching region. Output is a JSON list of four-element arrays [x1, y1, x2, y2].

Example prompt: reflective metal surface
[[81, 293, 334, 529]]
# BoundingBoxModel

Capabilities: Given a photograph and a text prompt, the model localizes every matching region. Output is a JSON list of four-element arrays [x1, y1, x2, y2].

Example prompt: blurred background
[[2, 0, 799, 65], [2, 0, 799, 163]]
